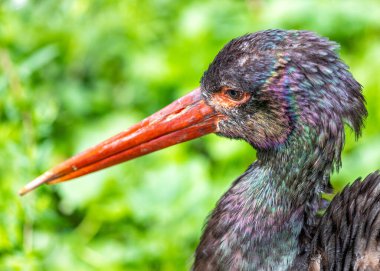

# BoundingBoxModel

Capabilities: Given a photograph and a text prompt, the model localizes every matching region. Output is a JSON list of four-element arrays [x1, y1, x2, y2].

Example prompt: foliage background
[[1, 0, 380, 270]]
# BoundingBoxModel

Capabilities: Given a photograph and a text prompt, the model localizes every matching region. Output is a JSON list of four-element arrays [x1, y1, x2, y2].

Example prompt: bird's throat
[[193, 128, 337, 270], [193, 164, 306, 270]]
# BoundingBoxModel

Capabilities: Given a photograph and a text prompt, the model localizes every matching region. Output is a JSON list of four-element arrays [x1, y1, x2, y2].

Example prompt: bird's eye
[[214, 87, 251, 107], [224, 89, 245, 101]]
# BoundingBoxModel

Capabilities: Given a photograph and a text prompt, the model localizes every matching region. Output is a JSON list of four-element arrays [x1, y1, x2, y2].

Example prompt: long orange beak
[[20, 88, 222, 196]]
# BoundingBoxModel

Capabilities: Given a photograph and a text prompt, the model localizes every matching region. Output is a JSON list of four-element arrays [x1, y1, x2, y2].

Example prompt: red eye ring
[[225, 89, 244, 101], [212, 87, 251, 108], [221, 87, 251, 104]]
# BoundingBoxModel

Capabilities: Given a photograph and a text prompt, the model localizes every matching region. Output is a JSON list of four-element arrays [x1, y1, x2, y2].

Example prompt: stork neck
[[256, 127, 335, 205], [194, 128, 338, 270]]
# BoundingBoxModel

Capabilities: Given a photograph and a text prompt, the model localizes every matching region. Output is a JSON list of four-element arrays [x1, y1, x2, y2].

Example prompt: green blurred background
[[1, 0, 380, 270]]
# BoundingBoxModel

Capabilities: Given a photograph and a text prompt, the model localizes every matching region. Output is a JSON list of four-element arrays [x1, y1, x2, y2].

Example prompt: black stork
[[20, 30, 380, 270]]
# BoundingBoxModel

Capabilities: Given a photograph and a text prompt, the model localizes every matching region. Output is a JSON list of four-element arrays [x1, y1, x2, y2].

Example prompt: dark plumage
[[21, 29, 380, 271], [309, 171, 380, 271], [193, 30, 376, 270]]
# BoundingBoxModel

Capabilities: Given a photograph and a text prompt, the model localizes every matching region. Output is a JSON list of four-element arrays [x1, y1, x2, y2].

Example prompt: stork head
[[201, 30, 366, 150]]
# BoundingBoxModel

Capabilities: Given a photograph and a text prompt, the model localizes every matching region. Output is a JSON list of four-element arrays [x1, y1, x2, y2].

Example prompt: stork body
[[194, 30, 367, 270], [20, 30, 379, 271]]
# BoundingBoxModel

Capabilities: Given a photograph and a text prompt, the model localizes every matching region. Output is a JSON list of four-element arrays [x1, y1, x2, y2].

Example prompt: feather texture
[[193, 30, 373, 270], [308, 171, 380, 271]]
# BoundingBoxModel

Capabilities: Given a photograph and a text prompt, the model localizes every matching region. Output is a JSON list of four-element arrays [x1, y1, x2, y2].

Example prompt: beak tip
[[18, 182, 39, 196], [18, 187, 29, 196], [19, 171, 56, 196]]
